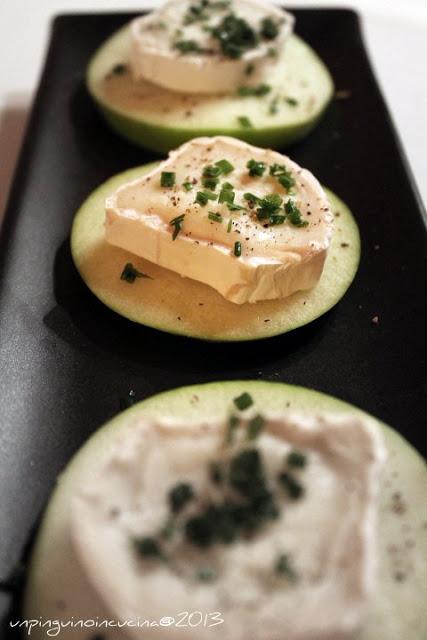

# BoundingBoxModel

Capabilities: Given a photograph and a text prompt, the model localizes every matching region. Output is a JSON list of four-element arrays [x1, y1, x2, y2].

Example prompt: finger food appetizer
[[24, 381, 427, 640], [87, 0, 333, 151], [71, 136, 360, 341]]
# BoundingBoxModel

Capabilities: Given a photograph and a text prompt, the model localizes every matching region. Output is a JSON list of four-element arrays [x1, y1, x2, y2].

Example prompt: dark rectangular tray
[[1, 8, 426, 629]]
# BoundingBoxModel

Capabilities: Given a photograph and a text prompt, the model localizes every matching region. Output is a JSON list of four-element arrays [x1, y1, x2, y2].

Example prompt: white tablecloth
[[1, 0, 426, 223]]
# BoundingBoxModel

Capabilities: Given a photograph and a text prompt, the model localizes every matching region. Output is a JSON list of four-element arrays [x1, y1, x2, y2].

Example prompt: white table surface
[[1, 0, 426, 225]]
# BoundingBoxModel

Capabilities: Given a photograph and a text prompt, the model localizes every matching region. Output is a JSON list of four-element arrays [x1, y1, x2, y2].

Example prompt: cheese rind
[[130, 0, 294, 94], [71, 411, 385, 640], [105, 136, 333, 304]]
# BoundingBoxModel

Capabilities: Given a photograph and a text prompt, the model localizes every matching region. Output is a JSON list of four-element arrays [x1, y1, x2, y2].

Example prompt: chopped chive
[[285, 200, 308, 227], [247, 159, 267, 177], [211, 14, 258, 60], [287, 450, 307, 468], [203, 164, 222, 178], [237, 84, 271, 97], [256, 193, 283, 221], [215, 159, 234, 174], [227, 218, 233, 233], [244, 192, 261, 204], [203, 176, 219, 190], [169, 482, 195, 513], [208, 211, 223, 223], [111, 63, 127, 75], [195, 190, 218, 206], [237, 115, 253, 128], [174, 40, 207, 54], [245, 62, 255, 75], [134, 537, 164, 560], [269, 96, 280, 115], [120, 263, 151, 283], [233, 392, 253, 411], [260, 17, 279, 40], [160, 171, 176, 188], [278, 471, 305, 500], [182, 181, 194, 191], [285, 96, 299, 106], [218, 185, 235, 204], [247, 414, 265, 440], [267, 46, 278, 58], [275, 553, 298, 582], [227, 202, 246, 211], [169, 213, 185, 240], [269, 214, 286, 225], [226, 414, 240, 444]]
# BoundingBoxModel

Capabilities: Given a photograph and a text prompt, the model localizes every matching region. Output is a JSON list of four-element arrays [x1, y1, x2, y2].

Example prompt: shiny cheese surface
[[105, 136, 333, 304], [130, 0, 294, 94], [71, 411, 385, 640]]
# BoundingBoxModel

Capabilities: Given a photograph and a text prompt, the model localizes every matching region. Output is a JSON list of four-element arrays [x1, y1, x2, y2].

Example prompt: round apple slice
[[70, 164, 360, 341], [24, 381, 427, 640]]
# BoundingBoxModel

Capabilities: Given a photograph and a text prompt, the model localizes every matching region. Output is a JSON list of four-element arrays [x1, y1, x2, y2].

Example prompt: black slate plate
[[1, 8, 426, 628]]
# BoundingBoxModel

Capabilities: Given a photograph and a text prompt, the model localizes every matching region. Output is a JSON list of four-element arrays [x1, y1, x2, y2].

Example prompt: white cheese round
[[71, 411, 385, 640], [130, 0, 294, 94], [105, 136, 334, 304]]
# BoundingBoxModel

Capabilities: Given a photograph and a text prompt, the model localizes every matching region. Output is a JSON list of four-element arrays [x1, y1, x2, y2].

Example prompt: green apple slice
[[70, 164, 360, 341], [87, 25, 333, 153], [24, 381, 427, 640]]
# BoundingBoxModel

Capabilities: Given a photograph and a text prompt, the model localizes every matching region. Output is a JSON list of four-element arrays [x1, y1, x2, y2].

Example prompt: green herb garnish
[[233, 392, 254, 410], [211, 13, 258, 59], [269, 163, 295, 191], [195, 190, 218, 206], [269, 95, 280, 115], [237, 84, 271, 97], [237, 115, 253, 128], [285, 200, 308, 227], [227, 202, 245, 211], [287, 450, 307, 468], [275, 553, 298, 582], [247, 414, 265, 440], [169, 214, 185, 240], [174, 40, 207, 54], [203, 176, 219, 190], [247, 159, 267, 177], [226, 414, 240, 444], [203, 164, 222, 178], [227, 218, 233, 232], [244, 192, 261, 204], [160, 171, 176, 188], [215, 159, 234, 174], [245, 62, 255, 75], [120, 263, 151, 283], [256, 193, 283, 220], [260, 17, 279, 40], [182, 181, 194, 191], [208, 211, 223, 223], [111, 63, 127, 75], [169, 482, 195, 513], [134, 537, 164, 559], [278, 471, 304, 500], [285, 96, 299, 106], [218, 184, 235, 204]]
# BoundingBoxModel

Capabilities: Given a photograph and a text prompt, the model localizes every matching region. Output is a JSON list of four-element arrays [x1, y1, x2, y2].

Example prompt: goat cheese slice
[[130, 0, 294, 94], [105, 136, 333, 304], [71, 411, 385, 640]]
